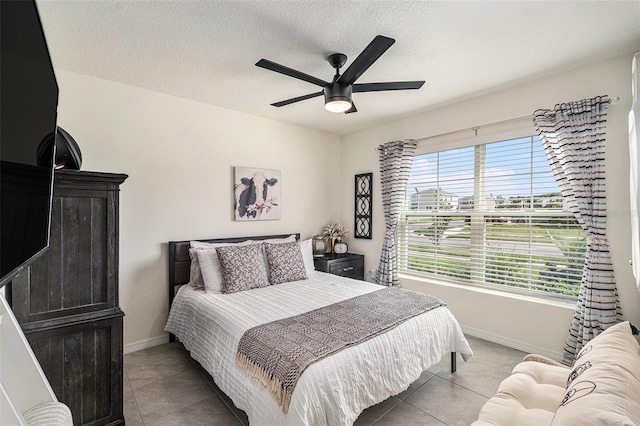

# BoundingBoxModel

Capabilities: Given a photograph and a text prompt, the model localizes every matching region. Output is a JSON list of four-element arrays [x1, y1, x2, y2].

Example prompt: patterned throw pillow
[[265, 240, 307, 285], [216, 243, 269, 294]]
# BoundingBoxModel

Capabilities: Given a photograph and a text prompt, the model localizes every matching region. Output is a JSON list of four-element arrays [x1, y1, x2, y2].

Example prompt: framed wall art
[[354, 172, 372, 238], [234, 166, 281, 221]]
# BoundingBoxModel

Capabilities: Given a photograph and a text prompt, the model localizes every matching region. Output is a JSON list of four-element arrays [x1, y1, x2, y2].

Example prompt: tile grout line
[[399, 372, 491, 424], [186, 353, 247, 425], [396, 372, 437, 402], [397, 374, 451, 426], [202, 375, 246, 425], [433, 370, 499, 400], [126, 347, 218, 425], [366, 397, 402, 426], [373, 399, 449, 426], [368, 371, 440, 424], [125, 367, 146, 425]]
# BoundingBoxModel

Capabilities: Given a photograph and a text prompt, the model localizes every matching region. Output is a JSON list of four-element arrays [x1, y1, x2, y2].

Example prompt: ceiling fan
[[256, 35, 425, 114]]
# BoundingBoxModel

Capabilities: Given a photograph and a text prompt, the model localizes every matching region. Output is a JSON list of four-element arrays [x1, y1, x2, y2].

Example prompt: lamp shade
[[37, 126, 82, 170], [324, 83, 352, 113]]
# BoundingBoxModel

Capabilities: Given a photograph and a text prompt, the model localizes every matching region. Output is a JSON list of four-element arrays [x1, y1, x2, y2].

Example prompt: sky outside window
[[407, 136, 560, 203]]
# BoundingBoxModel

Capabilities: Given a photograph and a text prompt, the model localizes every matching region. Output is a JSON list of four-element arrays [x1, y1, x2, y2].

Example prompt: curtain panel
[[376, 140, 417, 287], [533, 95, 621, 365]]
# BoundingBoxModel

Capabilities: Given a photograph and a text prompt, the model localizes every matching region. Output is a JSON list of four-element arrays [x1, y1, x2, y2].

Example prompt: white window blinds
[[399, 135, 585, 298]]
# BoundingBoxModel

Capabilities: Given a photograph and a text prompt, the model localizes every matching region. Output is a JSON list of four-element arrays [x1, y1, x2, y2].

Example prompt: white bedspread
[[165, 272, 473, 426]]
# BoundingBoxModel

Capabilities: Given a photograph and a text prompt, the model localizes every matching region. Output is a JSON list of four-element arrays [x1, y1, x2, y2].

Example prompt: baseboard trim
[[124, 334, 169, 354], [461, 325, 564, 361]]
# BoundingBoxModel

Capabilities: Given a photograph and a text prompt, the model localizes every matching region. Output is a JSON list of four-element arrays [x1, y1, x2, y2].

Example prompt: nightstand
[[314, 253, 365, 280]]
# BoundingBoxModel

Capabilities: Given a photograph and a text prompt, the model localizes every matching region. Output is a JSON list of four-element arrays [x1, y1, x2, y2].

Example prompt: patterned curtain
[[376, 139, 417, 286], [533, 95, 621, 365]]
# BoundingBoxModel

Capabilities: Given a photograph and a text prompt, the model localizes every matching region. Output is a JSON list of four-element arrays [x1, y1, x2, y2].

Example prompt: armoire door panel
[[26, 316, 122, 426]]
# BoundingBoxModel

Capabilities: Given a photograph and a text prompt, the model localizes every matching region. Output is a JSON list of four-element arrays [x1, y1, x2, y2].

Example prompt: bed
[[165, 234, 473, 426]]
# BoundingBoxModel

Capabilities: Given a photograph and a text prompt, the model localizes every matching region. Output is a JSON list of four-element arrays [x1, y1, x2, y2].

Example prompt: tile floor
[[124, 335, 526, 425]]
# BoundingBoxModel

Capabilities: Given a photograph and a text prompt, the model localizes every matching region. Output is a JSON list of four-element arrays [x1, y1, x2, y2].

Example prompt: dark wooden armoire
[[8, 169, 128, 425]]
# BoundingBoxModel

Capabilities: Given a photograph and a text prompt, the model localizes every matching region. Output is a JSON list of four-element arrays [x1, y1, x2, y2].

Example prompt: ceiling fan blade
[[337, 35, 395, 85], [344, 103, 357, 114], [353, 81, 425, 92], [256, 59, 328, 87], [271, 91, 323, 107]]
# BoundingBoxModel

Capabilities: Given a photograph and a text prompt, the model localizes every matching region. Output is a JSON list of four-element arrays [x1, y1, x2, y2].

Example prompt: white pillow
[[299, 239, 315, 274], [190, 240, 254, 293], [190, 240, 256, 249], [188, 248, 205, 290], [254, 234, 297, 245]]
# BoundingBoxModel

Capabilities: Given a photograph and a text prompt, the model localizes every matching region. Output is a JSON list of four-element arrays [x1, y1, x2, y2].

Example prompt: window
[[398, 135, 585, 298]]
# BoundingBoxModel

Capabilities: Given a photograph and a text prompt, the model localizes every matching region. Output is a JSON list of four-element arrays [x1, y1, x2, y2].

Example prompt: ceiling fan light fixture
[[325, 99, 352, 113], [324, 83, 352, 113]]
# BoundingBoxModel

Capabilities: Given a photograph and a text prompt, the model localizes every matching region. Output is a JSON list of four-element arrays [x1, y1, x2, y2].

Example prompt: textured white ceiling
[[36, 1, 640, 136]]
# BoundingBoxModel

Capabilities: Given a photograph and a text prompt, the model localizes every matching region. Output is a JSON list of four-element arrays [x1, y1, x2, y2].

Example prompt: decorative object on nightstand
[[314, 253, 364, 280], [312, 235, 328, 257], [354, 172, 373, 239], [334, 241, 348, 254], [322, 223, 348, 253]]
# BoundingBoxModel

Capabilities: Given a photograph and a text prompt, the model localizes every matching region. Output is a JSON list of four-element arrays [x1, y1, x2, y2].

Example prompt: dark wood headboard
[[167, 233, 300, 314]]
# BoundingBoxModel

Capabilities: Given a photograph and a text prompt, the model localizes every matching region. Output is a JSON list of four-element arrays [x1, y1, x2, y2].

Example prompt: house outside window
[[398, 134, 585, 298], [410, 188, 459, 210]]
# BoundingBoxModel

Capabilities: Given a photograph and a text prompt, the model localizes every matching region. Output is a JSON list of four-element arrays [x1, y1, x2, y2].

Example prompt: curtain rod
[[414, 96, 620, 143], [416, 114, 532, 142]]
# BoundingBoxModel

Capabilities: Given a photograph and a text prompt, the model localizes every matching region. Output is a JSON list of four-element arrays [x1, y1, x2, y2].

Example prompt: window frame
[[398, 125, 584, 301]]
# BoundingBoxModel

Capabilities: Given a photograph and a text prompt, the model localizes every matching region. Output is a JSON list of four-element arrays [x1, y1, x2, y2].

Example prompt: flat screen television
[[0, 0, 58, 288]]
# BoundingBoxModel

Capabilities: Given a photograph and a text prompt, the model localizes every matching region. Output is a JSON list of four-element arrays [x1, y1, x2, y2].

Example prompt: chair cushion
[[472, 360, 570, 426], [23, 402, 72, 426]]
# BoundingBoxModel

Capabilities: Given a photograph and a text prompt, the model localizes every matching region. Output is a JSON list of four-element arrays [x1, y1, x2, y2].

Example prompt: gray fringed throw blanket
[[235, 287, 446, 412]]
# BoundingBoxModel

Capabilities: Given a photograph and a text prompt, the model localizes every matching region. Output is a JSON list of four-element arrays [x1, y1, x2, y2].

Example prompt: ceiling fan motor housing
[[324, 82, 352, 103]]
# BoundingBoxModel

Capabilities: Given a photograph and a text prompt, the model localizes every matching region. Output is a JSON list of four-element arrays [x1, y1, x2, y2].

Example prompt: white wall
[[341, 53, 640, 357], [54, 70, 342, 350]]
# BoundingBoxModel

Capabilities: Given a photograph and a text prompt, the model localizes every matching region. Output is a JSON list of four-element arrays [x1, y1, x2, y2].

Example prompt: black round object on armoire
[[37, 126, 82, 170]]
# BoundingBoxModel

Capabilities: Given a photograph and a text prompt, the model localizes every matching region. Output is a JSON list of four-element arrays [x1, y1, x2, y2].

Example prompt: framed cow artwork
[[233, 166, 282, 221]]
